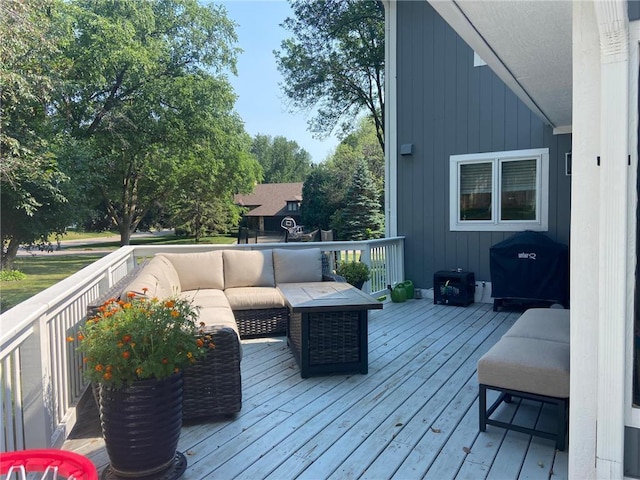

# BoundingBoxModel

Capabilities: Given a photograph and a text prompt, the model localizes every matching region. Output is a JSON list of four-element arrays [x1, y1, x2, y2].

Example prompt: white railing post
[[360, 245, 372, 294], [20, 314, 54, 449]]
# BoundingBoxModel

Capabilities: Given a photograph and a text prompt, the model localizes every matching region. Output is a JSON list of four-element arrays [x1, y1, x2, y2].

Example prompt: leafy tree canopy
[[275, 0, 385, 151], [250, 134, 312, 183], [49, 0, 260, 245], [0, 0, 75, 268], [300, 117, 384, 236]]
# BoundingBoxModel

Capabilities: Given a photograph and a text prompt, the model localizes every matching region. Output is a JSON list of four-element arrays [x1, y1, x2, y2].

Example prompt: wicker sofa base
[[182, 325, 242, 420], [234, 308, 289, 338]]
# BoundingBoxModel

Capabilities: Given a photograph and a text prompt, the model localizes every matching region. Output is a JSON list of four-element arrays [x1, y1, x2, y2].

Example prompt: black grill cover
[[490, 231, 569, 305]]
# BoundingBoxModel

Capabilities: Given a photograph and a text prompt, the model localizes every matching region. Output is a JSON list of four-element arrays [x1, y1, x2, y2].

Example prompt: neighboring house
[[234, 182, 303, 232], [384, 0, 639, 478]]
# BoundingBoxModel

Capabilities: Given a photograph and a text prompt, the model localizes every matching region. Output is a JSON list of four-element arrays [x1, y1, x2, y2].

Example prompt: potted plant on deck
[[337, 260, 371, 290], [71, 291, 211, 478]]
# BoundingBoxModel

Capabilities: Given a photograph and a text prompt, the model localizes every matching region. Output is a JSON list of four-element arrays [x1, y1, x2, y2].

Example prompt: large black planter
[[98, 372, 184, 478]]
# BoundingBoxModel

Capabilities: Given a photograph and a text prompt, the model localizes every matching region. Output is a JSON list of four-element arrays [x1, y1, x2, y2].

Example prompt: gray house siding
[[395, 1, 572, 289], [630, 0, 640, 21]]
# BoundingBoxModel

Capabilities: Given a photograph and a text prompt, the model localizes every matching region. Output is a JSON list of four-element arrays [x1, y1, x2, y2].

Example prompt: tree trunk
[[1, 237, 21, 270], [119, 224, 131, 246]]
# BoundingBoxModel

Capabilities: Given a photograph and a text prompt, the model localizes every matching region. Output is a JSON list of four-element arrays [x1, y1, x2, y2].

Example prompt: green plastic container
[[401, 280, 414, 299], [391, 284, 407, 303]]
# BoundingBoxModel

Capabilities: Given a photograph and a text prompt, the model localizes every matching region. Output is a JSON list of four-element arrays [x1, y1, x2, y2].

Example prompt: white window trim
[[449, 148, 549, 232]]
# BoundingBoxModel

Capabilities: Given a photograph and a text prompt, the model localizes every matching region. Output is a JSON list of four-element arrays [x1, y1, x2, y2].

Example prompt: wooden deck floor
[[63, 300, 568, 479]]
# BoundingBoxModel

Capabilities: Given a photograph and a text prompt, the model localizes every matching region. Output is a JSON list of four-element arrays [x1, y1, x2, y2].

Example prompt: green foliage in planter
[[336, 261, 370, 286]]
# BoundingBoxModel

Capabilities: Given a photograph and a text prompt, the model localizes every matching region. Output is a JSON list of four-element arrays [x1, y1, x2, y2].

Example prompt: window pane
[[501, 159, 537, 221], [460, 162, 492, 221]]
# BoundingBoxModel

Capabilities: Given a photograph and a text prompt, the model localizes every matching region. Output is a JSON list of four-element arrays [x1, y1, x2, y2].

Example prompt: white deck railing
[[0, 237, 404, 451]]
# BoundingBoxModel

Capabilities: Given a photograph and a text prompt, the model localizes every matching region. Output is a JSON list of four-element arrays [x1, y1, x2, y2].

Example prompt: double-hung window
[[449, 148, 549, 231]]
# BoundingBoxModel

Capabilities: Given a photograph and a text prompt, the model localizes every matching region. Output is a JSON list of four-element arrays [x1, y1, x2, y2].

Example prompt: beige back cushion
[[273, 248, 322, 283], [223, 249, 275, 288], [123, 256, 180, 299], [158, 251, 224, 291]]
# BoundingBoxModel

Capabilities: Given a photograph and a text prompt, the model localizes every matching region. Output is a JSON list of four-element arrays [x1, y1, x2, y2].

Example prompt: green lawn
[[1, 255, 105, 312], [1, 234, 236, 313]]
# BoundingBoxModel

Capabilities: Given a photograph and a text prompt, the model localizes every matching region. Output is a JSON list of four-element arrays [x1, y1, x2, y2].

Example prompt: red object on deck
[[0, 449, 98, 480]]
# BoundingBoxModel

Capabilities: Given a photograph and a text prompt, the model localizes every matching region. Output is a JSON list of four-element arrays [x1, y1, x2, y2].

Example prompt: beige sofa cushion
[[477, 336, 570, 398], [158, 251, 224, 291], [224, 287, 285, 310], [223, 250, 275, 288], [180, 289, 230, 310], [123, 256, 180, 298], [273, 248, 323, 284], [503, 308, 570, 344]]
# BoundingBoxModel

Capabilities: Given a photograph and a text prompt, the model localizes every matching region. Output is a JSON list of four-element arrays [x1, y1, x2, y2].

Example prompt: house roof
[[234, 182, 303, 217], [429, 1, 572, 133]]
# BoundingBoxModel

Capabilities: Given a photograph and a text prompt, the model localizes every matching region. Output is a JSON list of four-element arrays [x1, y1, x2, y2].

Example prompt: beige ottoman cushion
[[223, 250, 275, 288], [224, 287, 285, 310], [273, 248, 323, 283], [503, 308, 570, 344], [477, 336, 570, 398], [158, 251, 224, 291]]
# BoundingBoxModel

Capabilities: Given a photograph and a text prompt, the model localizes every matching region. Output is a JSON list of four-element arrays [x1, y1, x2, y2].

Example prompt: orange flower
[[122, 334, 131, 343], [136, 367, 143, 376], [162, 358, 169, 364], [95, 364, 104, 372], [196, 338, 204, 348], [164, 300, 175, 308], [127, 292, 136, 299], [171, 310, 179, 317], [142, 287, 149, 293], [77, 334, 85, 341], [103, 372, 112, 381], [66, 336, 75, 343], [122, 351, 130, 359]]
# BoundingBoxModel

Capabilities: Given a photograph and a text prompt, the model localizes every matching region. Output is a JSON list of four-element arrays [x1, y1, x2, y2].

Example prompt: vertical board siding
[[396, 1, 572, 289], [629, 1, 640, 22]]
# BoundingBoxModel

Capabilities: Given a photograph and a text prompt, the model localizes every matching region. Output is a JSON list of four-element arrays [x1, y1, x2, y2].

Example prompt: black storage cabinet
[[490, 231, 569, 311], [434, 271, 475, 306]]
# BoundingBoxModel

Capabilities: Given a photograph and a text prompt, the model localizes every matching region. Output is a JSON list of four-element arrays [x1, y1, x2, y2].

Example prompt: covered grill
[[490, 231, 569, 311]]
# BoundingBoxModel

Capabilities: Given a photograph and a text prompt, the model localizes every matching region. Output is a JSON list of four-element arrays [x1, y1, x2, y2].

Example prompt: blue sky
[[217, 0, 340, 163]]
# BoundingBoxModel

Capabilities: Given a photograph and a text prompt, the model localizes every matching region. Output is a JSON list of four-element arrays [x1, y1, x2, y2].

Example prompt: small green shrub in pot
[[337, 261, 370, 289]]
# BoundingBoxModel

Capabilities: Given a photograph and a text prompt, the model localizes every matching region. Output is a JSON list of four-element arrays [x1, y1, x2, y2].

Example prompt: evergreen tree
[[334, 159, 384, 240]]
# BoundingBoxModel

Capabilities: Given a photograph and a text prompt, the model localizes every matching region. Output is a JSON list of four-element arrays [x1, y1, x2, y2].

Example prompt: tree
[[332, 159, 384, 240], [0, 0, 73, 269], [300, 165, 342, 230], [169, 130, 261, 242], [300, 117, 384, 234], [250, 134, 312, 183], [275, 0, 385, 151], [328, 117, 384, 205], [52, 0, 255, 245]]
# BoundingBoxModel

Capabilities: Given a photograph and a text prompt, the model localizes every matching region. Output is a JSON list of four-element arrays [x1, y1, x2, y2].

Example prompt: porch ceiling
[[429, 0, 572, 133]]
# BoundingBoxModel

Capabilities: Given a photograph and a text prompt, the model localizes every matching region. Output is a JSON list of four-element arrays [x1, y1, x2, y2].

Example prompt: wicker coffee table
[[278, 282, 383, 378]]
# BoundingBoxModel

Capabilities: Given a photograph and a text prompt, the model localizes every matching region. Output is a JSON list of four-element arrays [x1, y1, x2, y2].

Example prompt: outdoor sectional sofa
[[477, 307, 570, 450], [119, 247, 340, 421]]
